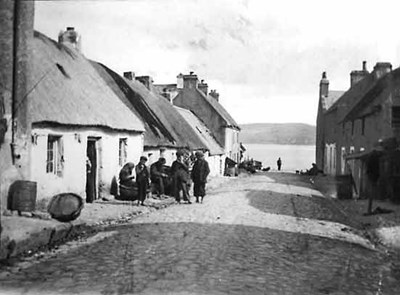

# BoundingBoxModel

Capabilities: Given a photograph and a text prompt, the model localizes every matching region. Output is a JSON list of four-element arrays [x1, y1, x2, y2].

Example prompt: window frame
[[46, 135, 63, 176]]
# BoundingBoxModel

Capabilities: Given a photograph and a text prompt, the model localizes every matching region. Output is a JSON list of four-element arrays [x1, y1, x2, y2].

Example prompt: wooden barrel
[[8, 180, 37, 213]]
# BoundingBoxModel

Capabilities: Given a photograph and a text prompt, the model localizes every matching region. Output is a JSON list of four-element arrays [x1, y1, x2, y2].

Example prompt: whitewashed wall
[[224, 127, 240, 163], [144, 147, 178, 167], [31, 127, 143, 201], [205, 153, 225, 177]]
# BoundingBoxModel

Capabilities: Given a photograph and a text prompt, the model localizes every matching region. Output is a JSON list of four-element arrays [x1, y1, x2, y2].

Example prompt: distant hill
[[240, 123, 316, 145]]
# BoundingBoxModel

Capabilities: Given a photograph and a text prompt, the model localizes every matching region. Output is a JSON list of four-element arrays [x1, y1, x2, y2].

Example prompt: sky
[[34, 0, 400, 126]]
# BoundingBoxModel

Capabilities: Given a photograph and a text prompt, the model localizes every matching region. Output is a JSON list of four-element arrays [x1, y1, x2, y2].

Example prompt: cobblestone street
[[1, 173, 400, 294]]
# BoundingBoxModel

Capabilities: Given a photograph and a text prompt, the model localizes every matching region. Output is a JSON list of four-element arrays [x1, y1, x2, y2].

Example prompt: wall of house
[[225, 127, 241, 163], [174, 89, 226, 148], [31, 127, 143, 201], [205, 153, 225, 177]]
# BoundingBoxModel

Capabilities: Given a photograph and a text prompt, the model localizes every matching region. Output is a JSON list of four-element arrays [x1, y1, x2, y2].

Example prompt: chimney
[[198, 79, 208, 96], [58, 27, 81, 51], [210, 89, 219, 101], [183, 72, 198, 89], [123, 71, 135, 80], [136, 76, 153, 90], [350, 61, 369, 87], [176, 73, 184, 89], [319, 72, 329, 98], [161, 91, 171, 102], [373, 62, 392, 79]]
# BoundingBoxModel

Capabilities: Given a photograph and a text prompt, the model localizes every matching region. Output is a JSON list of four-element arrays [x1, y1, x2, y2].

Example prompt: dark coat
[[135, 163, 149, 184], [191, 158, 210, 183], [171, 160, 189, 183]]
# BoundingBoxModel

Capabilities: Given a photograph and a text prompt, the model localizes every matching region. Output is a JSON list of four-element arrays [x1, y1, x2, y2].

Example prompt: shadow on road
[[246, 190, 361, 229]]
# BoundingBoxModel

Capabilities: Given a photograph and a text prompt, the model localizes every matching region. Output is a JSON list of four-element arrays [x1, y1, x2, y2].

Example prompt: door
[[86, 138, 97, 203]]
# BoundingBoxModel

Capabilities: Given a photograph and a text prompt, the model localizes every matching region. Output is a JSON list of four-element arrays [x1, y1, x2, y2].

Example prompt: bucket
[[335, 175, 353, 199], [8, 180, 37, 213]]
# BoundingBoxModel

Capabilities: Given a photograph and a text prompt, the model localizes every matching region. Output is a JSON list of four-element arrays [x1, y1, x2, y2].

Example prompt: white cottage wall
[[31, 127, 143, 201]]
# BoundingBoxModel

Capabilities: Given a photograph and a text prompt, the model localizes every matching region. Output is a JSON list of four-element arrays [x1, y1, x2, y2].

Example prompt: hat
[[195, 151, 204, 158], [140, 156, 148, 162]]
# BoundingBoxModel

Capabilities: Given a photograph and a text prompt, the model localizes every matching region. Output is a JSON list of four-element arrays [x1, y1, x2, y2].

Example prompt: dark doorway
[[86, 138, 97, 203]]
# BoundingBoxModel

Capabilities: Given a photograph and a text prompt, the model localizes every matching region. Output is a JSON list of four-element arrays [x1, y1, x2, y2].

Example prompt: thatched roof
[[175, 106, 224, 155], [92, 62, 207, 150], [30, 31, 144, 132]]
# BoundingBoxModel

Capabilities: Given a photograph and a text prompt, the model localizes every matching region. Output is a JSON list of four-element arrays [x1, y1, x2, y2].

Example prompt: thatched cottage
[[29, 30, 145, 203]]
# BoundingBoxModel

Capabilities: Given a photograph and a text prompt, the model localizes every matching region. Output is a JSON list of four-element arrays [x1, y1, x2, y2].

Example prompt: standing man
[[150, 157, 169, 198], [191, 151, 210, 203], [135, 156, 149, 206], [171, 150, 191, 204], [277, 157, 282, 171]]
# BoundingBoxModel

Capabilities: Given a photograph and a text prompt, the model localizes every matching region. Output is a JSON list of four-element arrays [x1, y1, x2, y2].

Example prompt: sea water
[[243, 143, 315, 172]]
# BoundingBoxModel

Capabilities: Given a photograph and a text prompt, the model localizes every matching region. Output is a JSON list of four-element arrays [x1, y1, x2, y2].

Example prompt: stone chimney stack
[[350, 61, 369, 87], [198, 79, 208, 96], [210, 90, 220, 101], [373, 62, 392, 79], [58, 27, 81, 51], [183, 72, 198, 89], [319, 72, 329, 98], [136, 76, 153, 90], [123, 71, 135, 81]]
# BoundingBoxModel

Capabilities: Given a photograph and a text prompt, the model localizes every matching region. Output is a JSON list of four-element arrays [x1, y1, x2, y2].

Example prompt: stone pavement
[[1, 172, 400, 294], [0, 176, 229, 260]]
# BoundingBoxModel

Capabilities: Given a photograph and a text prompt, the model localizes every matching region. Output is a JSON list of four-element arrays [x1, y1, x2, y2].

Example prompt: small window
[[392, 107, 400, 127], [119, 138, 127, 166], [46, 135, 63, 176], [361, 118, 366, 135]]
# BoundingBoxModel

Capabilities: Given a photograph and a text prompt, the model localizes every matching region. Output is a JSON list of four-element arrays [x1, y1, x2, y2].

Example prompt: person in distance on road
[[277, 157, 282, 171], [191, 151, 210, 203]]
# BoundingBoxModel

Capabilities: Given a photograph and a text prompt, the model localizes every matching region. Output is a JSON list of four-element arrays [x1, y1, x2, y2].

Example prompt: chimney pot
[[319, 71, 329, 98], [198, 80, 208, 96], [136, 75, 153, 90], [183, 73, 198, 89], [58, 27, 81, 52], [123, 71, 135, 80], [210, 89, 219, 101], [362, 61, 367, 71], [373, 62, 392, 79]]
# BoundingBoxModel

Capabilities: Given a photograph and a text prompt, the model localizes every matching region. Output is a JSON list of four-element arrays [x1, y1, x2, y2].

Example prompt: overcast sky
[[34, 0, 400, 126]]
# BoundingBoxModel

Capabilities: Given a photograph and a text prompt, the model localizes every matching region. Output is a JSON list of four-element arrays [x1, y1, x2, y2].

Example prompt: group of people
[[118, 150, 210, 205]]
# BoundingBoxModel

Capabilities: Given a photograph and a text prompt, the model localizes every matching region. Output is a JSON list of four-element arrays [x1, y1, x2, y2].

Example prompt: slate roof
[[321, 90, 345, 111], [198, 90, 240, 129], [174, 106, 224, 155], [30, 31, 144, 132], [342, 68, 400, 122]]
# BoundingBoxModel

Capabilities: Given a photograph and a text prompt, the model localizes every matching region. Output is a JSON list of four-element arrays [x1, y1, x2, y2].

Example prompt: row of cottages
[[1, 25, 237, 209], [316, 61, 400, 202], [91, 62, 226, 176], [155, 73, 241, 172]]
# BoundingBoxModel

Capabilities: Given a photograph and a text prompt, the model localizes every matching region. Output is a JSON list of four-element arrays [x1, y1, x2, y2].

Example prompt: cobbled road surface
[[1, 173, 400, 294]]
